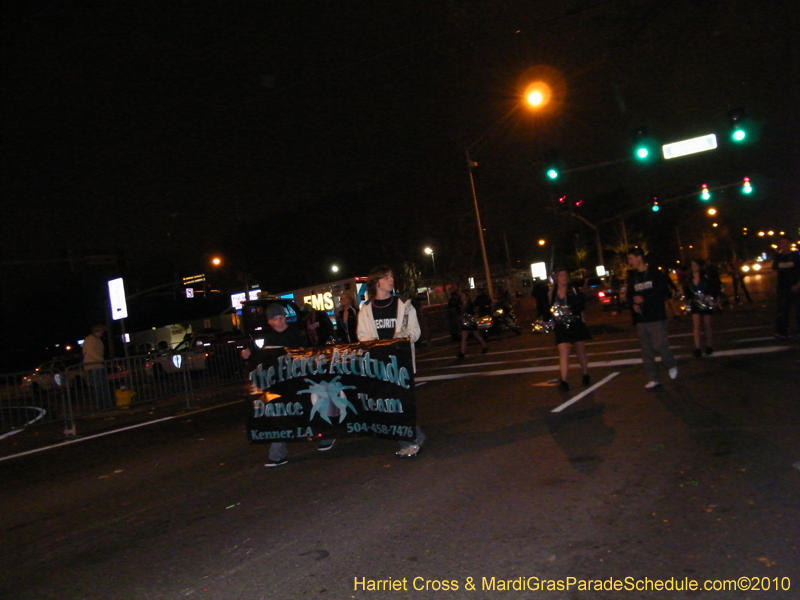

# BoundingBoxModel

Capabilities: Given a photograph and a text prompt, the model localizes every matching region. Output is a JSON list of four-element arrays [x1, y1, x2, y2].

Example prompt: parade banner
[[246, 339, 416, 443]]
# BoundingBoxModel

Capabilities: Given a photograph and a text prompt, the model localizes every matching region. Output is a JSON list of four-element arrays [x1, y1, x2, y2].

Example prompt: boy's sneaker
[[668, 367, 678, 380], [265, 458, 288, 468], [396, 444, 422, 458], [705, 346, 714, 356], [317, 439, 336, 452], [692, 348, 702, 358], [582, 374, 591, 386], [645, 381, 661, 390]]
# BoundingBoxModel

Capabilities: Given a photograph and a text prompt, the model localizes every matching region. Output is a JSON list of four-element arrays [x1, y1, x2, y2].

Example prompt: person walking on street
[[259, 303, 335, 467], [728, 258, 753, 304], [773, 235, 800, 339], [626, 248, 678, 389], [82, 324, 113, 408], [456, 290, 489, 361], [356, 265, 425, 458], [335, 291, 359, 343], [548, 269, 591, 391], [683, 258, 721, 357]]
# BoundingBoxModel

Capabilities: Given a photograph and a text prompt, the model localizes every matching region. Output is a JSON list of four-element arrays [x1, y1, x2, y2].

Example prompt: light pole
[[211, 256, 251, 299], [465, 147, 495, 301], [423, 247, 437, 276], [464, 74, 556, 302]]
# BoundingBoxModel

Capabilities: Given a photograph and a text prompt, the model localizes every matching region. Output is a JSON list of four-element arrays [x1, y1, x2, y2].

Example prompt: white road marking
[[416, 345, 791, 382], [552, 372, 620, 413], [0, 399, 244, 463]]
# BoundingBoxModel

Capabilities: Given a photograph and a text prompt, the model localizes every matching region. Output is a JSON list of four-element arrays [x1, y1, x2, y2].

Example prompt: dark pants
[[775, 288, 800, 336]]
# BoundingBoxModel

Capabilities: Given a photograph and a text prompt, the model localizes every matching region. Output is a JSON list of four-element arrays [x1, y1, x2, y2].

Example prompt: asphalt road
[[2, 300, 799, 600]]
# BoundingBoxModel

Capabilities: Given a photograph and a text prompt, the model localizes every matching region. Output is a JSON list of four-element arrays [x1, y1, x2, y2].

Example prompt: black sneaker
[[705, 346, 714, 356], [265, 458, 288, 468], [317, 439, 336, 452], [559, 380, 570, 391], [692, 348, 702, 358], [582, 374, 591, 386], [481, 346, 489, 354]]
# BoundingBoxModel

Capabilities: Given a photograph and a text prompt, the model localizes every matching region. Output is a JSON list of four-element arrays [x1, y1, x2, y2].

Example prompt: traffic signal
[[651, 195, 659, 212], [632, 127, 655, 161], [728, 108, 748, 143], [700, 183, 710, 201], [742, 176, 752, 194], [544, 148, 560, 181]]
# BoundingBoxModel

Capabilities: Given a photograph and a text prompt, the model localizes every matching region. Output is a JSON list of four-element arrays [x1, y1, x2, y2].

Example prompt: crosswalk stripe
[[415, 345, 791, 382]]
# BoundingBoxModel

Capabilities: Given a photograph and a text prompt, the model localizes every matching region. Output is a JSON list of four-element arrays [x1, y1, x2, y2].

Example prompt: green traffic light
[[547, 168, 559, 180], [732, 128, 746, 142], [636, 147, 649, 160]]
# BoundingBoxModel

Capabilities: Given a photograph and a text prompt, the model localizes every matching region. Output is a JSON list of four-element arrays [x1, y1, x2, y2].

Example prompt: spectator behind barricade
[[335, 291, 359, 344], [262, 303, 334, 467], [82, 324, 113, 408]]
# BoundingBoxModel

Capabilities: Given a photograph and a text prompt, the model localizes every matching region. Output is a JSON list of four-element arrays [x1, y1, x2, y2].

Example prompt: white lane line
[[0, 399, 244, 463], [0, 407, 47, 440], [552, 372, 620, 413], [415, 345, 791, 382]]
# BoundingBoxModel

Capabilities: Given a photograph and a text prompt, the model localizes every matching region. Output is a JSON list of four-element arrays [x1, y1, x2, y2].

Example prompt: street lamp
[[331, 264, 339, 274], [424, 247, 436, 276], [211, 255, 251, 299], [465, 77, 555, 302]]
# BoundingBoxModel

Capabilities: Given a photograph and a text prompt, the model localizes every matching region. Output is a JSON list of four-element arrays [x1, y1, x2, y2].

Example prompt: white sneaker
[[395, 444, 422, 458], [668, 367, 678, 380], [645, 381, 661, 390]]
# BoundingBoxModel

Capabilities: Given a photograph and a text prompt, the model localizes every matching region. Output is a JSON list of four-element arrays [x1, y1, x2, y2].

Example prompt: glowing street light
[[423, 247, 437, 276], [331, 264, 339, 274]]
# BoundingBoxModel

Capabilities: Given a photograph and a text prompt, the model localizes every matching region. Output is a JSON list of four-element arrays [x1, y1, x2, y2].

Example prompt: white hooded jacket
[[356, 297, 420, 371]]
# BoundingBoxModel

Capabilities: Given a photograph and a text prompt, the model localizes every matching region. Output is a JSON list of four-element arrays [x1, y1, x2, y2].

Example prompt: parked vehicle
[[144, 330, 252, 377], [144, 337, 210, 377], [489, 301, 521, 335], [20, 359, 129, 393]]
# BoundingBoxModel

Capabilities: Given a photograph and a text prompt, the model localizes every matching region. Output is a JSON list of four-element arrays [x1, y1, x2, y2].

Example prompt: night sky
[[2, 0, 799, 368]]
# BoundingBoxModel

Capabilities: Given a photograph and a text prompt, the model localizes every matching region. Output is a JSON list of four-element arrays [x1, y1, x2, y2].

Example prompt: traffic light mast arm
[[559, 156, 631, 176], [595, 179, 748, 225]]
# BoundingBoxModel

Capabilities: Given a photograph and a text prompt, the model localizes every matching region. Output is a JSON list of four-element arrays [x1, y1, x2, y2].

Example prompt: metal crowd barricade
[[0, 370, 52, 438], [1, 342, 254, 439]]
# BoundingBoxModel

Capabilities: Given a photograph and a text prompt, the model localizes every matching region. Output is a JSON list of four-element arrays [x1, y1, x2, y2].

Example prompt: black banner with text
[[246, 339, 416, 443]]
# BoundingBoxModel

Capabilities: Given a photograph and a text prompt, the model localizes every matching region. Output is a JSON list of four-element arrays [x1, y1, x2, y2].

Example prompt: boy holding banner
[[356, 265, 425, 458]]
